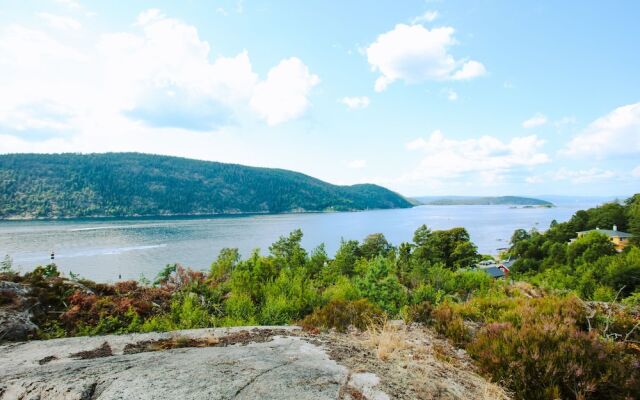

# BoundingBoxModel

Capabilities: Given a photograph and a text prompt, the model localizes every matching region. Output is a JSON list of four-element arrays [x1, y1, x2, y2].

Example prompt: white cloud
[[633, 165, 640, 177], [340, 96, 370, 110], [522, 113, 548, 129], [450, 60, 486, 81], [405, 130, 549, 183], [365, 24, 486, 92], [0, 9, 320, 140], [528, 168, 617, 184], [250, 58, 319, 126], [411, 11, 439, 24], [443, 88, 458, 101], [37, 13, 82, 30], [347, 159, 367, 169], [563, 102, 640, 158]]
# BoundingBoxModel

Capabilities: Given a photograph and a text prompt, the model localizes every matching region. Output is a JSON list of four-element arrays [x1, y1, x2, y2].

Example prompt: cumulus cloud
[[347, 159, 367, 169], [366, 24, 486, 91], [450, 60, 486, 81], [250, 58, 319, 126], [0, 9, 319, 140], [522, 113, 547, 129], [405, 130, 549, 183], [563, 102, 640, 158], [37, 13, 82, 30], [411, 11, 439, 24], [340, 96, 370, 110]]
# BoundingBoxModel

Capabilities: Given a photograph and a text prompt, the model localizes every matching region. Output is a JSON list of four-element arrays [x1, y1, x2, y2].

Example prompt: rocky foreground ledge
[[0, 325, 509, 400]]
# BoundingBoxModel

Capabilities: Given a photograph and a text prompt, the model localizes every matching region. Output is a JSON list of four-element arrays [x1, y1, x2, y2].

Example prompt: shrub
[[355, 256, 407, 315], [401, 301, 433, 324], [259, 295, 296, 325], [468, 320, 640, 400], [431, 302, 470, 345], [321, 276, 361, 302], [224, 292, 256, 323], [169, 293, 214, 329], [300, 299, 384, 332]]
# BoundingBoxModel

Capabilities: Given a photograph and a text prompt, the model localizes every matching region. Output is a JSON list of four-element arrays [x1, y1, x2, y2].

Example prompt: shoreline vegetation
[[0, 207, 385, 222], [2, 195, 640, 399]]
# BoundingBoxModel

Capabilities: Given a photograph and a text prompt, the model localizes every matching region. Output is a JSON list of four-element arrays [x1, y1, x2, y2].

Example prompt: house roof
[[483, 266, 506, 278], [577, 229, 633, 238]]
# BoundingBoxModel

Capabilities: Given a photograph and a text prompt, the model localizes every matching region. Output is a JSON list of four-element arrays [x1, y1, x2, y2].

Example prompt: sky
[[0, 0, 639, 197]]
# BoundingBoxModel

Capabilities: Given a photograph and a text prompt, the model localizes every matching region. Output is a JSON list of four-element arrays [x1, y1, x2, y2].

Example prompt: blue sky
[[0, 0, 639, 197]]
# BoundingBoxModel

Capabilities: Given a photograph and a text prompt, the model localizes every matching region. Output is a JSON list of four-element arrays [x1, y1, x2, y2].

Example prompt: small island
[[415, 195, 554, 207]]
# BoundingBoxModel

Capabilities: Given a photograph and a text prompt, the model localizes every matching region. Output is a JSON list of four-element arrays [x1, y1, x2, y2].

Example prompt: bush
[[401, 301, 433, 324], [224, 292, 256, 323], [431, 302, 470, 345], [300, 299, 384, 332], [468, 320, 639, 400], [355, 256, 407, 315]]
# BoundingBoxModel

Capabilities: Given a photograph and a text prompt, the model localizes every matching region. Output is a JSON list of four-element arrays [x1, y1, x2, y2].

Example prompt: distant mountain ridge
[[415, 196, 554, 206], [0, 153, 413, 219]]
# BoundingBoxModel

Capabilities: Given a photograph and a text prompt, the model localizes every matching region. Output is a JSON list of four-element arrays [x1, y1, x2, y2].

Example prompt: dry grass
[[365, 320, 408, 361]]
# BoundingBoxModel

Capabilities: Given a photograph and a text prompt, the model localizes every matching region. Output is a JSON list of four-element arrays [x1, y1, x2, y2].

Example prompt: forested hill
[[0, 153, 412, 219], [416, 196, 553, 206]]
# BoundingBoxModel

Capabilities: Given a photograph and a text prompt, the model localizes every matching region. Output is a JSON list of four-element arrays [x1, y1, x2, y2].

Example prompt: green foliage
[[509, 196, 640, 302], [322, 276, 361, 302], [300, 299, 384, 332], [0, 153, 412, 219], [326, 239, 361, 278], [429, 293, 640, 399], [154, 263, 177, 286], [411, 225, 480, 270], [0, 254, 14, 274], [359, 233, 393, 260], [468, 315, 638, 400], [355, 256, 407, 314], [401, 301, 433, 324], [209, 248, 240, 281], [567, 231, 616, 265], [4, 195, 640, 400]]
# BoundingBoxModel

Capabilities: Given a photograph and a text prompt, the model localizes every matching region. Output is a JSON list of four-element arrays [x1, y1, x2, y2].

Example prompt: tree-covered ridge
[[509, 194, 640, 300], [0, 153, 412, 219], [416, 195, 553, 206]]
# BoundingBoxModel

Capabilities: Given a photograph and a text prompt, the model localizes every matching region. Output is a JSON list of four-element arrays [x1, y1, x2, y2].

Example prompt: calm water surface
[[0, 202, 599, 282]]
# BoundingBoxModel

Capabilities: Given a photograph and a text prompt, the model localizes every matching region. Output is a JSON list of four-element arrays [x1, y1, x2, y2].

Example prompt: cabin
[[483, 265, 507, 279], [573, 225, 633, 252], [475, 260, 510, 279]]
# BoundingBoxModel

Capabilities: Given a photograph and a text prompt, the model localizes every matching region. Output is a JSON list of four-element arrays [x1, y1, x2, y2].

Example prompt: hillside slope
[[0, 153, 412, 219]]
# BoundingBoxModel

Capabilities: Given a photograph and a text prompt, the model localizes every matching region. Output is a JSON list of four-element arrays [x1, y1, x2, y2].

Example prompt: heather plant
[[468, 320, 639, 400], [300, 299, 384, 332]]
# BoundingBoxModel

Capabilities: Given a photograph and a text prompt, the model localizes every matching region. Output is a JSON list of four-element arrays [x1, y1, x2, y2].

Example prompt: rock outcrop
[[0, 325, 509, 399], [0, 281, 38, 341]]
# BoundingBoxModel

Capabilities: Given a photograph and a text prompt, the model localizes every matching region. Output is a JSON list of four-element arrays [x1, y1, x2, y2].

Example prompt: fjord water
[[0, 201, 600, 282]]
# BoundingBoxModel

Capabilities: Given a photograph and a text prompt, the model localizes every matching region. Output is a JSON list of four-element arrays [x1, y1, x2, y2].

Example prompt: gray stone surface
[[0, 281, 38, 342], [0, 327, 364, 400]]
